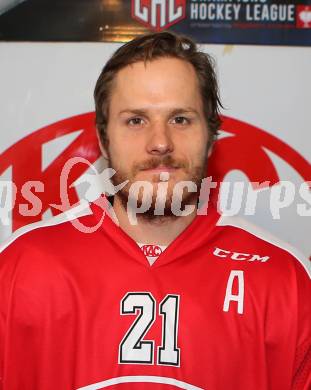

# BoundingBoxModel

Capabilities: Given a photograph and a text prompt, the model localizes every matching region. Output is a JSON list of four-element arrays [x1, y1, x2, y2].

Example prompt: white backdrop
[[0, 42, 310, 257]]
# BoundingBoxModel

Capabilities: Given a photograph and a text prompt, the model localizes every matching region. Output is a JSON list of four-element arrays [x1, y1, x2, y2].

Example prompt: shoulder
[[0, 201, 94, 265], [0, 202, 96, 305], [215, 214, 311, 279]]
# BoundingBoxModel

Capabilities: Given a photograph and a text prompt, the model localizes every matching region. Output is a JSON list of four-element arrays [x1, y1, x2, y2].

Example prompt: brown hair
[[94, 31, 222, 145]]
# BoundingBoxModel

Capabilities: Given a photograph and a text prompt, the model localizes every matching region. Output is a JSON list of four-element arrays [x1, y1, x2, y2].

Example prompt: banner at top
[[0, 0, 310, 46]]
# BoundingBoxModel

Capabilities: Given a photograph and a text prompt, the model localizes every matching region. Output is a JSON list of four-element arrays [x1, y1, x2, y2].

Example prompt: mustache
[[133, 155, 188, 175]]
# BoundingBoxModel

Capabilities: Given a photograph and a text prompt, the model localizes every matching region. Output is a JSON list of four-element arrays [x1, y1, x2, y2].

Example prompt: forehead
[[109, 57, 203, 112]]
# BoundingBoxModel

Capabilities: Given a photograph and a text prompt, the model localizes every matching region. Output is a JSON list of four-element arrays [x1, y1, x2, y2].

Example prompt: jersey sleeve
[[291, 260, 311, 390], [0, 245, 19, 390], [0, 268, 4, 390]]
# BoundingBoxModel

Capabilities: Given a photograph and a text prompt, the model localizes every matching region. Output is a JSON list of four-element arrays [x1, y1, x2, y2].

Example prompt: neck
[[112, 196, 197, 246]]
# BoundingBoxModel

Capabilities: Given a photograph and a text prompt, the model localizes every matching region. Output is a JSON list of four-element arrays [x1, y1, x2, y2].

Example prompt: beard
[[107, 151, 208, 222]]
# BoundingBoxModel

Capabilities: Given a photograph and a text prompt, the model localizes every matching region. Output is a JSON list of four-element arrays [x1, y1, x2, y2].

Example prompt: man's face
[[103, 57, 210, 217]]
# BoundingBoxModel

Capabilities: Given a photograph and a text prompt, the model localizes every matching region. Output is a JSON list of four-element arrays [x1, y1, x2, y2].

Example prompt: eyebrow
[[119, 109, 148, 116], [118, 107, 200, 117], [170, 108, 200, 117]]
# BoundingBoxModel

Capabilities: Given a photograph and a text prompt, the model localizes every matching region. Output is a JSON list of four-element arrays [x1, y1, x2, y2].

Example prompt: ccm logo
[[214, 247, 269, 263], [141, 245, 163, 257]]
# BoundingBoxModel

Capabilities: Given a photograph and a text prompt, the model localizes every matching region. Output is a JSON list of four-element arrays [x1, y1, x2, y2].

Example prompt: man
[[0, 32, 310, 390]]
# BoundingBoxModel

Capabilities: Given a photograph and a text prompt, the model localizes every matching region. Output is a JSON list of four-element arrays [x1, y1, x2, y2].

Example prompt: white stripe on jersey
[[217, 215, 311, 278], [0, 200, 92, 254], [77, 375, 204, 390]]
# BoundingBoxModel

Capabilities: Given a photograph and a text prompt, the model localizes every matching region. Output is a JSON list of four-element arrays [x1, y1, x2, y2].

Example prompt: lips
[[142, 166, 178, 172]]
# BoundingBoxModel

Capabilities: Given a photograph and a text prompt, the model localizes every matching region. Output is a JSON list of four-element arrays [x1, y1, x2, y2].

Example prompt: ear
[[96, 127, 109, 160]]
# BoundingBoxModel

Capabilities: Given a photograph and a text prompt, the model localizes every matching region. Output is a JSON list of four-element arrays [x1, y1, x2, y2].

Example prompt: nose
[[146, 121, 174, 156]]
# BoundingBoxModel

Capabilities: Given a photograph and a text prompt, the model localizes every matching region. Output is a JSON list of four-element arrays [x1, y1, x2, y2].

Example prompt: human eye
[[171, 116, 191, 125], [127, 117, 144, 126]]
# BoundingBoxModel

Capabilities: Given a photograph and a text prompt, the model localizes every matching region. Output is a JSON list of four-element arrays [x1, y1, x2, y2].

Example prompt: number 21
[[119, 292, 180, 366]]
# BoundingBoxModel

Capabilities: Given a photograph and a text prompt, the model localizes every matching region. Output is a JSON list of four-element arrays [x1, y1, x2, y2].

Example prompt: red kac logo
[[141, 244, 163, 257], [131, 0, 186, 31], [0, 113, 100, 232]]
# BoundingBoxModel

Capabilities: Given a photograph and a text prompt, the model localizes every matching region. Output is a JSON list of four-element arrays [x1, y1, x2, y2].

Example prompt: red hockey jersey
[[0, 200, 310, 390]]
